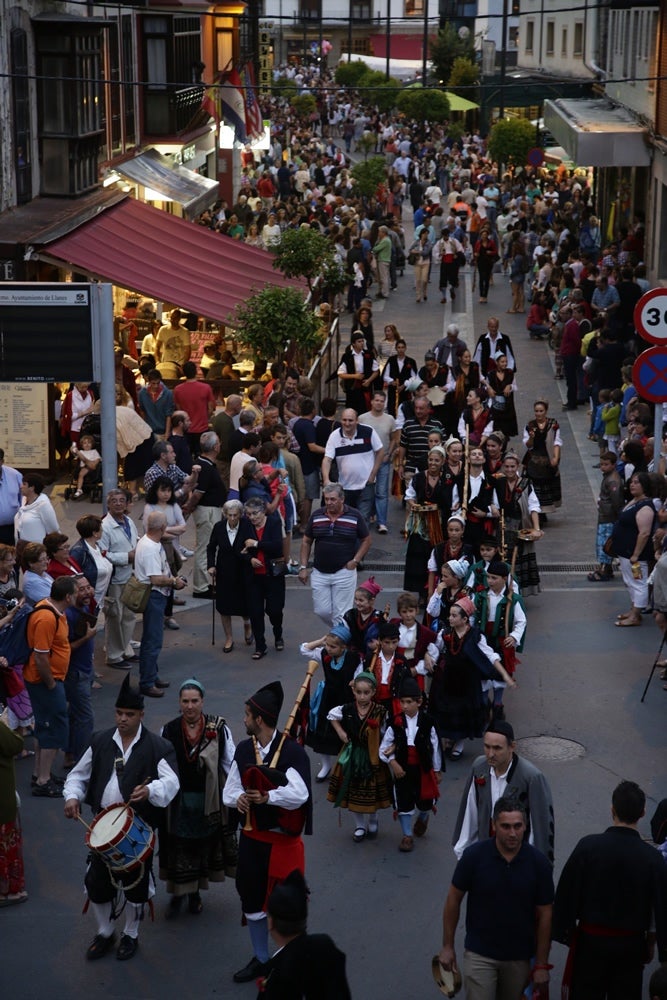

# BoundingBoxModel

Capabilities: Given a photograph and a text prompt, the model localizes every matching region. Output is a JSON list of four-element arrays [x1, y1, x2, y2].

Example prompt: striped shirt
[[307, 507, 369, 573]]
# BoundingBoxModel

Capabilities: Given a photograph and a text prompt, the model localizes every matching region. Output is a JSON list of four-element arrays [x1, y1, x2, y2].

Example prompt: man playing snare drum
[[63, 674, 179, 961]]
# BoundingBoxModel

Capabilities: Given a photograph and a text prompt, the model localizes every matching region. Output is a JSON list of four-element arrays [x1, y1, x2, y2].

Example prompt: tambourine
[[411, 503, 439, 512], [431, 956, 463, 997], [427, 385, 447, 406]]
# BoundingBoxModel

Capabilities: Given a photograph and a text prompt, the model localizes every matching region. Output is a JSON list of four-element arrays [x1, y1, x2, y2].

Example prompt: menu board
[[0, 382, 50, 468]]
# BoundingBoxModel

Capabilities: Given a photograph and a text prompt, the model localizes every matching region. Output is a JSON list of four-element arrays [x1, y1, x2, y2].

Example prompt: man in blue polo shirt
[[439, 796, 554, 999]]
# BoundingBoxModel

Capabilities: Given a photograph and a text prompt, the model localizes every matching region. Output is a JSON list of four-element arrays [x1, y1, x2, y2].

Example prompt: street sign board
[[634, 287, 667, 344], [632, 346, 667, 403]]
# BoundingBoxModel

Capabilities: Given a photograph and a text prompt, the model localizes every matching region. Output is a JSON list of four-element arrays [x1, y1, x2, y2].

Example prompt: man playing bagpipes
[[472, 560, 526, 722], [222, 680, 313, 985]]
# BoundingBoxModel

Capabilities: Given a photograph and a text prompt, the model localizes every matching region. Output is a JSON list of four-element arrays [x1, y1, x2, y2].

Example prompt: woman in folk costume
[[380, 677, 441, 853], [160, 679, 237, 917], [342, 577, 385, 657], [472, 560, 526, 723], [403, 446, 449, 599], [326, 672, 393, 843], [495, 451, 543, 596], [382, 338, 418, 417], [299, 623, 359, 784], [430, 596, 515, 760]]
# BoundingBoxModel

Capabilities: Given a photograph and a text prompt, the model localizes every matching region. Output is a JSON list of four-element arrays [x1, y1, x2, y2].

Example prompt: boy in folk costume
[[390, 591, 439, 693], [362, 621, 412, 718], [380, 678, 442, 853], [466, 536, 519, 595], [473, 560, 526, 721]]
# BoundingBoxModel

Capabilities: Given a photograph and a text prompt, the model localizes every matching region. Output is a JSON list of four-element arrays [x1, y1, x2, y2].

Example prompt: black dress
[[430, 626, 496, 740], [486, 369, 518, 438], [306, 649, 358, 755], [404, 470, 450, 596], [206, 517, 253, 618]]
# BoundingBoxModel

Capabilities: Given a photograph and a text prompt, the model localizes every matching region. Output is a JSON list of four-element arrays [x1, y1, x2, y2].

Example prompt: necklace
[[448, 627, 468, 656]]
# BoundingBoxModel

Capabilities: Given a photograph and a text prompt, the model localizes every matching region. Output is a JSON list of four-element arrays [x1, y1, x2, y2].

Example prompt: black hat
[[486, 719, 515, 742], [115, 674, 144, 711], [267, 869, 309, 922], [247, 681, 284, 726], [399, 677, 422, 700], [479, 536, 499, 548], [487, 560, 510, 578], [379, 621, 400, 640], [351, 330, 365, 342]]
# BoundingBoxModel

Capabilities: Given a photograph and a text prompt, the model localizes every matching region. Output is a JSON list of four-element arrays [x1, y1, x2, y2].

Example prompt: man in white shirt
[[359, 390, 396, 534], [134, 511, 186, 697], [322, 409, 384, 524]]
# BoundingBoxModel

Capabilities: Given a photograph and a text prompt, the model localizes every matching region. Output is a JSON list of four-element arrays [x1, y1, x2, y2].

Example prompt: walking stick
[[211, 582, 216, 646], [640, 632, 666, 702]]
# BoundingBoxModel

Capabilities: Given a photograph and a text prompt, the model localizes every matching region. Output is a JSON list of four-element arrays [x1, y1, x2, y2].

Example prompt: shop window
[[561, 27, 567, 58], [573, 22, 583, 57], [405, 0, 425, 15]]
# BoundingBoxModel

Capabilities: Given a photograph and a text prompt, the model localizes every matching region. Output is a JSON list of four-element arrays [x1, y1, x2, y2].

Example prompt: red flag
[[200, 85, 220, 125], [242, 62, 264, 140]]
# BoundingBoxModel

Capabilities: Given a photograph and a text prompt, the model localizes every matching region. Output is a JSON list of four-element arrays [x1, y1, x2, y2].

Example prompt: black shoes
[[116, 934, 139, 960], [233, 956, 269, 983], [86, 933, 116, 960], [192, 587, 214, 599]]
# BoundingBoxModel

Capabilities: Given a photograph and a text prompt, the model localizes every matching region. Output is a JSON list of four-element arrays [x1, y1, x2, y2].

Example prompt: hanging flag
[[242, 62, 264, 141], [200, 84, 220, 125], [220, 68, 247, 143]]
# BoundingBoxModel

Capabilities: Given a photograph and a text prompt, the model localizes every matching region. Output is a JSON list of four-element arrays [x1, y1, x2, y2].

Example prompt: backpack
[[0, 603, 58, 668]]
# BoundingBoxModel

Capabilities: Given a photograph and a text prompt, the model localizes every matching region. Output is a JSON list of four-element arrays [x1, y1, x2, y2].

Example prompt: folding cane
[[640, 631, 666, 702]]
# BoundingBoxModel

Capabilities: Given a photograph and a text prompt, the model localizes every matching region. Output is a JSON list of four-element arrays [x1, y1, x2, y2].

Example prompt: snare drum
[[86, 804, 155, 872]]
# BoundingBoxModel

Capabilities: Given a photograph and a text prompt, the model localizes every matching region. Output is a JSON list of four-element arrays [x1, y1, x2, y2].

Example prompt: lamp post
[[385, 0, 391, 79], [421, 0, 429, 85], [498, 0, 508, 119]]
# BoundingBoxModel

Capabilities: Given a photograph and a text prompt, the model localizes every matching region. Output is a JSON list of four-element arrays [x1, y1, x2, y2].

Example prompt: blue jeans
[[374, 461, 390, 526], [64, 669, 94, 761], [344, 484, 374, 524], [139, 590, 167, 690]]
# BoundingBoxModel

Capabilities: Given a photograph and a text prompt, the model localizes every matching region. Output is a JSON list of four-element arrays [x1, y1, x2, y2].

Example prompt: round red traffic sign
[[634, 288, 667, 344], [632, 346, 667, 403]]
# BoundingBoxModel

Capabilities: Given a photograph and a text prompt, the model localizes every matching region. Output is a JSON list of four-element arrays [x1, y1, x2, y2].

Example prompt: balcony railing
[[143, 85, 205, 137]]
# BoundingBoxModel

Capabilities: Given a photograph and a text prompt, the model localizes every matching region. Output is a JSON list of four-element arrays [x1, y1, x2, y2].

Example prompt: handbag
[[120, 574, 152, 613], [602, 535, 615, 557], [269, 558, 288, 577], [407, 250, 418, 266], [455, 251, 466, 268]]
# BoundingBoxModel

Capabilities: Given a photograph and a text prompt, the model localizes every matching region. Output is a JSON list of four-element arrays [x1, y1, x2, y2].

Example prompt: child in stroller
[[67, 432, 101, 500]]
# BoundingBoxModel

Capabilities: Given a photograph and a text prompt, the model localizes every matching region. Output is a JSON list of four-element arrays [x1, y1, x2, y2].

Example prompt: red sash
[[244, 828, 305, 910]]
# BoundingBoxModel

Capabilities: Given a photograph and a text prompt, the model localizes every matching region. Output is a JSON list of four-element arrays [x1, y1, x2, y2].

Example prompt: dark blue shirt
[[66, 605, 95, 677], [452, 838, 554, 960]]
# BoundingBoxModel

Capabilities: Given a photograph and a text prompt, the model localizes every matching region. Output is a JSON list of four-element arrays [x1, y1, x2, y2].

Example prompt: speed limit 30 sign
[[634, 288, 667, 344]]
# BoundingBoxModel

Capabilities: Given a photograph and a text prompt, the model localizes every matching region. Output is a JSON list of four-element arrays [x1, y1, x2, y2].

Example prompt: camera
[[0, 597, 19, 612]]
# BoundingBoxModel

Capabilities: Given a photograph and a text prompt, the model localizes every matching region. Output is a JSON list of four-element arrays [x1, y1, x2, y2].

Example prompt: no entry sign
[[632, 346, 667, 403], [634, 288, 667, 345]]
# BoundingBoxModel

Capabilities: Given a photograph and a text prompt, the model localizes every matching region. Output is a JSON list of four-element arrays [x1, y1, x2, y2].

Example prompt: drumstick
[[76, 814, 93, 833], [112, 777, 153, 823]]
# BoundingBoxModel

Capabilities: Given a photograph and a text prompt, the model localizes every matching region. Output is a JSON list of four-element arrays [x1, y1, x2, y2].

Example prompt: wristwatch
[[299, 564, 308, 571]]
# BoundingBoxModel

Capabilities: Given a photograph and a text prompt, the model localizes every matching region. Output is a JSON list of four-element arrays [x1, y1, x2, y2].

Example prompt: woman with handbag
[[408, 229, 433, 303], [241, 498, 286, 660]]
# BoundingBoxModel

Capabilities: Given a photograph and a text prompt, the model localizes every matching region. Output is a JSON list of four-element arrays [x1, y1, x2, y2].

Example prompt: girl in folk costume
[[299, 623, 360, 784], [361, 621, 412, 718], [327, 672, 393, 843], [436, 230, 464, 304], [465, 535, 518, 595], [451, 445, 501, 557], [430, 596, 516, 761], [391, 591, 439, 694], [382, 339, 418, 416], [496, 452, 543, 596], [472, 561, 526, 722], [457, 387, 494, 447], [441, 437, 466, 515], [426, 558, 471, 632], [342, 577, 385, 658], [379, 677, 442, 853], [427, 515, 475, 598]]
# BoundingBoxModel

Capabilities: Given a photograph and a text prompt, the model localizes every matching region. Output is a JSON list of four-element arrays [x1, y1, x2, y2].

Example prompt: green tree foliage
[[447, 56, 479, 99], [351, 156, 388, 199], [487, 118, 536, 169], [357, 69, 400, 113], [271, 77, 297, 100], [233, 287, 321, 363], [290, 93, 317, 120], [334, 60, 368, 87], [429, 24, 475, 85], [397, 87, 450, 124], [273, 228, 334, 292]]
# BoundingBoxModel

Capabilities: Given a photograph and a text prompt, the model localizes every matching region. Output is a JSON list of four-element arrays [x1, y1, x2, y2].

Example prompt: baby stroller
[[63, 413, 103, 502]]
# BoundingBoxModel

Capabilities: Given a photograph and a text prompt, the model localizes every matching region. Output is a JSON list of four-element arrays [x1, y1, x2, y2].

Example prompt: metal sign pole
[[90, 284, 118, 510]]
